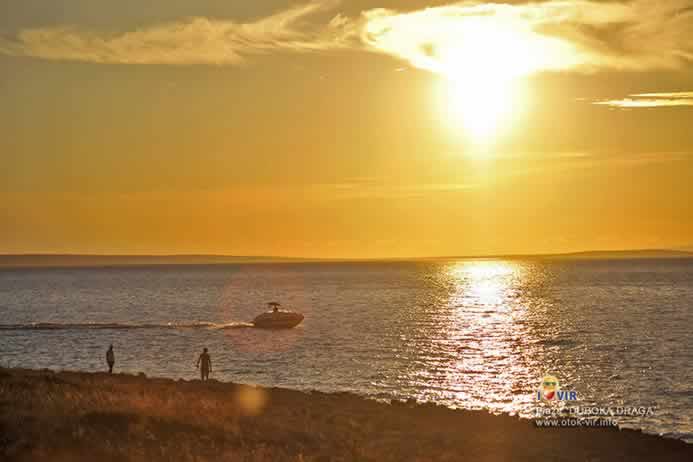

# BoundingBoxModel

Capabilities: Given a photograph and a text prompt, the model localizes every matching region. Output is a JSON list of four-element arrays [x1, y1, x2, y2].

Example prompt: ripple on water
[[0, 259, 692, 442]]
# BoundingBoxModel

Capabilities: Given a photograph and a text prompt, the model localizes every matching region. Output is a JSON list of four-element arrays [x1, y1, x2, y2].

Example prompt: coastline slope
[[1, 368, 691, 461]]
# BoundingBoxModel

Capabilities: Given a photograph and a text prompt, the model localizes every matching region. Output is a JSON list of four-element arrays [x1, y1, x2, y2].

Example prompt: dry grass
[[0, 368, 691, 461]]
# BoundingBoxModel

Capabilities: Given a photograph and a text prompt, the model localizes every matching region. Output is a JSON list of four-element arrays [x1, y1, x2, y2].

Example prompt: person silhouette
[[196, 348, 212, 381], [106, 345, 115, 373]]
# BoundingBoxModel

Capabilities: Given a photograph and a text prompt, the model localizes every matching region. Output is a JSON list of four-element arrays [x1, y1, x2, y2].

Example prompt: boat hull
[[253, 311, 304, 329]]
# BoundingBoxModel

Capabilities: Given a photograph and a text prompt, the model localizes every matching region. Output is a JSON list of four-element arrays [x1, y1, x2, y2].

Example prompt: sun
[[364, 4, 584, 147], [443, 73, 521, 145], [434, 17, 539, 146]]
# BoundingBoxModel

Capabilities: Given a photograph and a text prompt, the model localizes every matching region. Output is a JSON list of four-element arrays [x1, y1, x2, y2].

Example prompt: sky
[[1, 0, 692, 258]]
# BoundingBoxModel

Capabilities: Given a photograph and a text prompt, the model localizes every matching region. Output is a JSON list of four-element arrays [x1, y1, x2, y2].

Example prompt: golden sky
[[1, 0, 692, 258]]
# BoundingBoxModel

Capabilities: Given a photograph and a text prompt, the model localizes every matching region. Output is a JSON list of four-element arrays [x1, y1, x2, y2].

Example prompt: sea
[[0, 258, 691, 442]]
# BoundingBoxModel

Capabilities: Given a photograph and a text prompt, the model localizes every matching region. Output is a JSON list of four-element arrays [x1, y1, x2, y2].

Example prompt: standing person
[[196, 348, 212, 381], [106, 345, 115, 373]]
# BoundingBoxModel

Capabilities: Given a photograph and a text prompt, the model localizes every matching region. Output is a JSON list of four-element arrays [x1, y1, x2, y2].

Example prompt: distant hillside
[[544, 249, 693, 260], [1, 249, 691, 268], [433, 249, 693, 261], [0, 254, 311, 268]]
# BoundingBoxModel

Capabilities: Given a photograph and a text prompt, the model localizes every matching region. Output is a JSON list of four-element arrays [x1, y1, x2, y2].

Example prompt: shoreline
[[1, 368, 691, 461]]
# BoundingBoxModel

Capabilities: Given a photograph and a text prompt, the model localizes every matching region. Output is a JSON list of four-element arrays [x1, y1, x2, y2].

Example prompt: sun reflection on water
[[424, 260, 539, 414]]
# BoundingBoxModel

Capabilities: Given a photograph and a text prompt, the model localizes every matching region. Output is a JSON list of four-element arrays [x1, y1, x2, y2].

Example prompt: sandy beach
[[0, 368, 690, 461]]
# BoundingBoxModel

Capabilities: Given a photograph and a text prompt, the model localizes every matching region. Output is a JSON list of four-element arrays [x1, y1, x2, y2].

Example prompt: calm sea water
[[0, 259, 691, 441]]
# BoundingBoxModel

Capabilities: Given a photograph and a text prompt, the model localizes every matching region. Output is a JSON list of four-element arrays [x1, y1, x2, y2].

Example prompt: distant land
[[0, 249, 692, 268], [542, 249, 693, 260], [0, 254, 312, 268]]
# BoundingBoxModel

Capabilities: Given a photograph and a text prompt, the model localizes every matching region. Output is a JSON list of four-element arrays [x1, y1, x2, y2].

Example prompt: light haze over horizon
[[2, 0, 693, 258]]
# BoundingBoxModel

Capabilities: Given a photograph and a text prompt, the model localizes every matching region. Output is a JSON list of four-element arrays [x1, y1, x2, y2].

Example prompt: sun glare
[[433, 17, 545, 146], [444, 74, 521, 145]]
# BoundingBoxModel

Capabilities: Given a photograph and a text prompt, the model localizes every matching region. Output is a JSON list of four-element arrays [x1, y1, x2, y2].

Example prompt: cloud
[[0, 0, 692, 73], [318, 177, 478, 200], [360, 0, 693, 76], [593, 92, 693, 108], [501, 150, 690, 179], [0, 1, 356, 65]]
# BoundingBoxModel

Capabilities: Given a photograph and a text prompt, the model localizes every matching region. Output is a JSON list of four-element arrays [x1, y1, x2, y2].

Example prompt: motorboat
[[253, 302, 304, 329]]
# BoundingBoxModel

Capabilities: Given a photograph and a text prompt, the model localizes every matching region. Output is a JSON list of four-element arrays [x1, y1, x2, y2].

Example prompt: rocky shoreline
[[0, 368, 690, 461]]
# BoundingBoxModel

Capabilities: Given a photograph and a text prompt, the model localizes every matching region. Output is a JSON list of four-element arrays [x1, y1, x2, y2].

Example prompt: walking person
[[106, 345, 115, 373], [196, 347, 212, 381]]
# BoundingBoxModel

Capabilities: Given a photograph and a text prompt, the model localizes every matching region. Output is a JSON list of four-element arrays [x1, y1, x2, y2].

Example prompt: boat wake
[[0, 321, 255, 331]]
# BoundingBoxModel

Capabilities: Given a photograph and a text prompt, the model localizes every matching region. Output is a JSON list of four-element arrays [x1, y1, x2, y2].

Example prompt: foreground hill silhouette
[[1, 368, 691, 461]]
